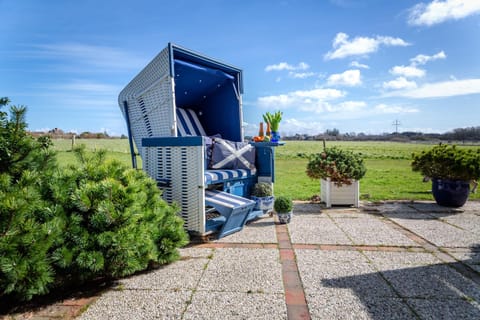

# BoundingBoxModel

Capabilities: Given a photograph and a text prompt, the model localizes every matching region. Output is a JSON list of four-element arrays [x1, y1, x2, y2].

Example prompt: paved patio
[[6, 201, 480, 319]]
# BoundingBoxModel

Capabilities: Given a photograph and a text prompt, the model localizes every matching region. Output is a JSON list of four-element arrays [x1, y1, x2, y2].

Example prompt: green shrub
[[0, 98, 188, 301], [412, 144, 480, 181], [0, 99, 62, 301], [252, 182, 273, 197], [274, 196, 293, 213], [306, 146, 366, 186], [49, 146, 189, 282]]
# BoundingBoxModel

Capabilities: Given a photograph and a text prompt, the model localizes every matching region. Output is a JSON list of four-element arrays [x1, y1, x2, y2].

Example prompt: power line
[[392, 119, 401, 134]]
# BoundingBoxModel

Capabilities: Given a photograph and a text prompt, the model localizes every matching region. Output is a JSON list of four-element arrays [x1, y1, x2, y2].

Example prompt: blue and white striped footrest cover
[[204, 169, 256, 185], [205, 189, 255, 238]]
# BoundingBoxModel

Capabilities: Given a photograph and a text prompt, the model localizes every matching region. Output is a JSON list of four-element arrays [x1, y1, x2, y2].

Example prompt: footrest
[[205, 189, 255, 238]]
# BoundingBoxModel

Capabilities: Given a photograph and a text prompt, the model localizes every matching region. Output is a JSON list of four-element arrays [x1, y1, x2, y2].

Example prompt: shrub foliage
[[274, 196, 293, 213], [0, 99, 61, 300], [0, 98, 188, 301], [306, 146, 366, 186], [50, 147, 188, 282], [411, 144, 480, 181]]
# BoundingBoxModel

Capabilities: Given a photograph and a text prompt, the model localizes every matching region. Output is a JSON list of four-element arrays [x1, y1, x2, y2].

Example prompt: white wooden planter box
[[320, 178, 359, 208]]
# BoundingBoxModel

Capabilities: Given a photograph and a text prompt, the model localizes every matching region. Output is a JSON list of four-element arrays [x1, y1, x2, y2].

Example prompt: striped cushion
[[176, 108, 206, 136], [205, 189, 254, 209], [204, 169, 256, 185]]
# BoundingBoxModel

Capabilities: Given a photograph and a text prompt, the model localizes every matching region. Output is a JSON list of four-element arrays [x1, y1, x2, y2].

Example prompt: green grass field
[[52, 139, 479, 202]]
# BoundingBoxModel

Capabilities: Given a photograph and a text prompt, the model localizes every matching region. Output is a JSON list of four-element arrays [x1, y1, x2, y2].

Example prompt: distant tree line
[[283, 126, 480, 143], [29, 128, 128, 139]]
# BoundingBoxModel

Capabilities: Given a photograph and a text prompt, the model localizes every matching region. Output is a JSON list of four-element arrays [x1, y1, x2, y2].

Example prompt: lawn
[[52, 139, 479, 202]]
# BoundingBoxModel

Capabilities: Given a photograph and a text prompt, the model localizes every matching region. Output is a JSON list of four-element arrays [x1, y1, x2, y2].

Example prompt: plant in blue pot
[[263, 111, 282, 142], [412, 144, 480, 207], [274, 196, 293, 224], [251, 182, 274, 216]]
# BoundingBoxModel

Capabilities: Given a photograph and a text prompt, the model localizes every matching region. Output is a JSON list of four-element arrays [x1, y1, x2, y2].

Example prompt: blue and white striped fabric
[[176, 108, 206, 136], [205, 189, 254, 209], [204, 169, 256, 185]]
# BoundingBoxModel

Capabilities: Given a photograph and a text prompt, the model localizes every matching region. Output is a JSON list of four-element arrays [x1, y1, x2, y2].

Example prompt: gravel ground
[[75, 201, 480, 320]]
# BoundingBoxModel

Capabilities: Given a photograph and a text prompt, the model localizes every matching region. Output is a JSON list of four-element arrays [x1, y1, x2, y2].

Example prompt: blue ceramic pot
[[276, 211, 292, 224], [271, 131, 280, 142], [251, 196, 274, 214], [431, 178, 470, 207]]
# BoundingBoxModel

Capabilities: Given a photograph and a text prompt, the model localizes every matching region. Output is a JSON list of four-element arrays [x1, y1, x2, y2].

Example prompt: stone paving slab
[[326, 210, 380, 219], [288, 216, 353, 245], [445, 249, 480, 273], [387, 216, 478, 247], [214, 218, 277, 243], [118, 257, 208, 290], [334, 217, 418, 246], [197, 248, 283, 294], [78, 289, 191, 320], [295, 249, 396, 298], [441, 213, 480, 235], [306, 290, 417, 320], [406, 298, 480, 320], [380, 264, 480, 300], [183, 291, 287, 320], [363, 251, 443, 269]]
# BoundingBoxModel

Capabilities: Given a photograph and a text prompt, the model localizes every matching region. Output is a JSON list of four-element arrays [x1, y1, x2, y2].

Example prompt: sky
[[1, 0, 480, 137]]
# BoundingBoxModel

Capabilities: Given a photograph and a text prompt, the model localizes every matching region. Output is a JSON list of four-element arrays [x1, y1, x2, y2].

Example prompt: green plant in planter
[[306, 147, 366, 186], [262, 111, 282, 132], [274, 196, 293, 213], [251, 182, 274, 214], [274, 196, 293, 223], [411, 144, 480, 207], [412, 144, 480, 181], [252, 182, 273, 197]]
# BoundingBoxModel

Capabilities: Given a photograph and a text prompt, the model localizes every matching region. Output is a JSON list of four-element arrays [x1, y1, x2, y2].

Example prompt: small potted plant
[[412, 144, 480, 207], [306, 146, 366, 207], [251, 182, 274, 215], [274, 196, 293, 224], [263, 111, 283, 142]]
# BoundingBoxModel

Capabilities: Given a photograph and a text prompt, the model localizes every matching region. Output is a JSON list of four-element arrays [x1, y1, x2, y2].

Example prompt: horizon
[[1, 0, 480, 136]]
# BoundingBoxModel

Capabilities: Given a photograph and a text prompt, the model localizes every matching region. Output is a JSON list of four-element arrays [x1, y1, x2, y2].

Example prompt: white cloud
[[294, 88, 345, 100], [390, 65, 426, 78], [383, 77, 418, 90], [327, 69, 362, 87], [257, 88, 346, 111], [281, 118, 326, 135], [265, 61, 310, 72], [330, 101, 367, 112], [55, 81, 121, 93], [289, 71, 316, 79], [324, 32, 410, 60], [350, 61, 370, 69], [408, 0, 480, 26], [374, 104, 419, 113], [385, 78, 480, 98], [410, 51, 447, 65], [30, 43, 146, 71]]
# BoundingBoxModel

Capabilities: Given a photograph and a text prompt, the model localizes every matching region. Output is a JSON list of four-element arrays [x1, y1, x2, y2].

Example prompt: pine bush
[[49, 146, 188, 282], [0, 99, 62, 300], [1, 98, 188, 301]]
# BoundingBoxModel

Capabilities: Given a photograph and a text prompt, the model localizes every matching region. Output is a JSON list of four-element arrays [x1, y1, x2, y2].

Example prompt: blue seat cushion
[[204, 169, 256, 185]]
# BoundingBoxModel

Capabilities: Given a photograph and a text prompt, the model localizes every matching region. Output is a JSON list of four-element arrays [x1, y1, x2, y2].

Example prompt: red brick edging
[[275, 223, 311, 320]]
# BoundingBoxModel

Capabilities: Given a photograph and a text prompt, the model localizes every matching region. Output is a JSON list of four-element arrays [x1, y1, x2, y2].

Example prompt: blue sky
[[1, 0, 480, 136]]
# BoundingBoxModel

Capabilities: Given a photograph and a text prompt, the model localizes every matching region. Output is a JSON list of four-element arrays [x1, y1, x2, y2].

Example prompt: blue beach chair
[[118, 43, 279, 238]]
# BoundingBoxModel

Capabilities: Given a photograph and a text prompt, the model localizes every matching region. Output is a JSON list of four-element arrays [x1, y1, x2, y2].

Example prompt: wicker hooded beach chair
[[118, 43, 279, 238]]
